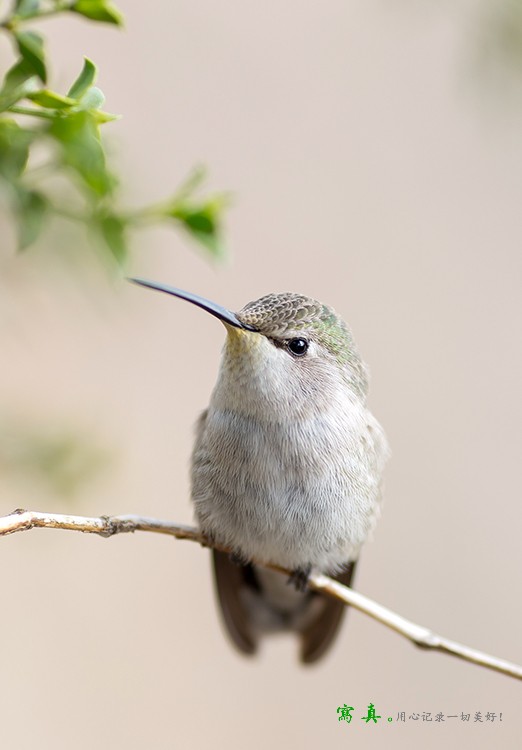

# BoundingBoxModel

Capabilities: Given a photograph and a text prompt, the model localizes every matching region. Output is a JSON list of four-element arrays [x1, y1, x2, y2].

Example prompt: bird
[[130, 277, 389, 663]]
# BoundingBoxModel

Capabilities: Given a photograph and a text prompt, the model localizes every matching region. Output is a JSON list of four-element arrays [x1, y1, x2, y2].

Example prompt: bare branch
[[0, 508, 204, 542], [1, 508, 521, 681]]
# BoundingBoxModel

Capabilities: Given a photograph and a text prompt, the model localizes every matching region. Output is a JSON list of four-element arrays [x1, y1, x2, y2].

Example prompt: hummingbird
[[131, 277, 389, 663]]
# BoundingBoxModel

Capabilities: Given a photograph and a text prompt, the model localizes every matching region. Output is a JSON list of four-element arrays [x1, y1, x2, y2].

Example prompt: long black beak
[[129, 277, 257, 331]]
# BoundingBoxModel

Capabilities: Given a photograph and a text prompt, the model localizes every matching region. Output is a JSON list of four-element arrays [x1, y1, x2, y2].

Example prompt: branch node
[[100, 516, 136, 537]]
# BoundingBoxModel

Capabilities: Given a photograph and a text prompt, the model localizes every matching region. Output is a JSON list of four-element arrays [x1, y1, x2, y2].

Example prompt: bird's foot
[[287, 564, 312, 593]]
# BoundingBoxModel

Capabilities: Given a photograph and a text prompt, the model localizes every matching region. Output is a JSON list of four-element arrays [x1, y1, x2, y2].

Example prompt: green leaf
[[0, 58, 40, 112], [0, 75, 39, 112], [67, 57, 97, 99], [168, 197, 227, 258], [3, 57, 35, 91], [14, 0, 40, 18], [27, 89, 76, 109], [76, 86, 105, 110], [71, 0, 124, 26], [96, 212, 127, 263], [89, 108, 119, 124], [0, 119, 33, 179], [67, 62, 118, 123], [15, 188, 48, 250], [14, 30, 47, 84], [48, 110, 116, 196]]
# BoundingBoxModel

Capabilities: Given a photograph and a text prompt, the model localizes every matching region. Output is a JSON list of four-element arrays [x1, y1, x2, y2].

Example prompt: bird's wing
[[299, 562, 356, 664], [212, 549, 258, 655]]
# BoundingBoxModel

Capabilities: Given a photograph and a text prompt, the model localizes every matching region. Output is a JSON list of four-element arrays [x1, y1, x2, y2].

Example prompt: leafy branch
[[0, 0, 227, 262], [1, 507, 521, 681]]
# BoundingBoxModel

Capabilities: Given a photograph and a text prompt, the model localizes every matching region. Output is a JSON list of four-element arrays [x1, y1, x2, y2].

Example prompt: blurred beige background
[[1, 1, 521, 748]]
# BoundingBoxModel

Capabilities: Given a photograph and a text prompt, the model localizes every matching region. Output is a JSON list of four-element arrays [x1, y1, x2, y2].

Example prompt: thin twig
[[0, 2, 75, 30], [1, 508, 521, 681]]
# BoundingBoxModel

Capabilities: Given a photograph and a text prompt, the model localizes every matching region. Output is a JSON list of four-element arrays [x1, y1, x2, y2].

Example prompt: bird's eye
[[287, 338, 309, 356]]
